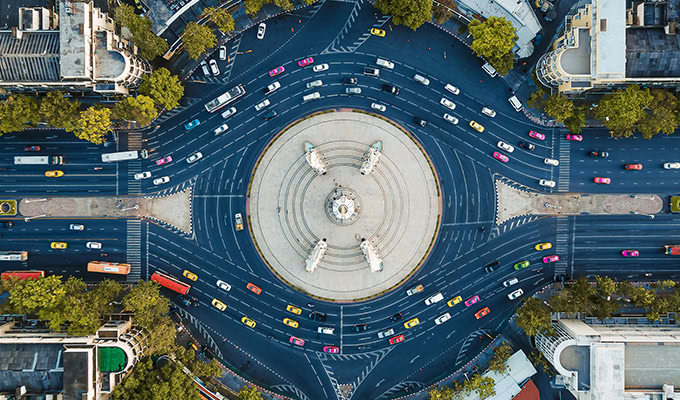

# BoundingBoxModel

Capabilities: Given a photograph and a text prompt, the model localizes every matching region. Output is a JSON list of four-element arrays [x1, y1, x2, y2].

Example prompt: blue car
[[184, 119, 200, 130]]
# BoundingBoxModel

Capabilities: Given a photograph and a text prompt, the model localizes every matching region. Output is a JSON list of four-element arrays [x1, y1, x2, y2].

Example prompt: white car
[[255, 99, 270, 111], [444, 83, 460, 95], [214, 123, 229, 135], [443, 113, 458, 124], [481, 107, 496, 117], [219, 46, 226, 60], [70, 224, 85, 231], [264, 81, 281, 95], [539, 179, 556, 188], [216, 280, 232, 292], [508, 288, 524, 300], [377, 328, 395, 339], [134, 171, 151, 180], [186, 152, 203, 164], [434, 312, 451, 325], [424, 292, 444, 305], [413, 74, 430, 85], [544, 158, 559, 166], [209, 59, 220, 76], [496, 141, 514, 153], [221, 107, 237, 119], [346, 87, 361, 94], [313, 63, 329, 72], [306, 80, 323, 89], [503, 277, 518, 287], [153, 176, 170, 186], [440, 97, 456, 110], [257, 23, 266, 39], [664, 162, 680, 169], [200, 61, 209, 77], [371, 103, 386, 112], [86, 241, 102, 249]]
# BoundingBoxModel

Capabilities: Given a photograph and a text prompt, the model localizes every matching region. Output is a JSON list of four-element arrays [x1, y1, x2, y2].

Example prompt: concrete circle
[[325, 188, 362, 225], [248, 111, 440, 301]]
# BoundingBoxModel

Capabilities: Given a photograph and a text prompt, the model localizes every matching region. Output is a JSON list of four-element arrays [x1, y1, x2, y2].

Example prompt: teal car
[[184, 119, 200, 130], [513, 260, 530, 270]]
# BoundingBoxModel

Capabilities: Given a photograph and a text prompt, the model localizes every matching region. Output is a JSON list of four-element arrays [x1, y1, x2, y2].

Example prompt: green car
[[513, 260, 530, 270]]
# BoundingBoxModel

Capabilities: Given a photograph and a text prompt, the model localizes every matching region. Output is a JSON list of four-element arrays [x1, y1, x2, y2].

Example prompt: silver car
[[153, 176, 170, 186], [134, 171, 151, 180], [186, 152, 203, 164], [216, 280, 232, 291], [209, 59, 220, 76], [377, 328, 394, 339], [257, 23, 266, 39], [544, 158, 559, 166], [214, 123, 229, 135], [443, 113, 458, 124], [371, 103, 386, 112], [496, 141, 514, 153], [508, 288, 524, 300], [254, 99, 270, 111], [346, 87, 361, 94], [306, 80, 323, 89], [440, 97, 456, 110]]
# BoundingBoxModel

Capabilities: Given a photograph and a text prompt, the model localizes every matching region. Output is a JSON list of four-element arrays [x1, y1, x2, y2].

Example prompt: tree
[[123, 280, 170, 329], [175, 347, 223, 381], [515, 297, 553, 336], [565, 105, 587, 133], [139, 68, 184, 111], [202, 7, 235, 33], [5, 275, 66, 314], [0, 94, 40, 134], [112, 95, 158, 127], [113, 357, 201, 400], [467, 374, 496, 400], [39, 91, 81, 131], [488, 341, 513, 374], [114, 4, 168, 60], [183, 22, 216, 60], [468, 17, 517, 75], [544, 94, 574, 124], [145, 320, 178, 355], [527, 90, 547, 110], [636, 89, 679, 139], [597, 85, 653, 138], [528, 351, 555, 377], [302, 0, 318, 4], [375, 0, 433, 31], [429, 385, 455, 400], [550, 277, 596, 314], [244, 0, 264, 16], [433, 3, 453, 24], [74, 106, 112, 144], [238, 385, 264, 400], [272, 0, 293, 11]]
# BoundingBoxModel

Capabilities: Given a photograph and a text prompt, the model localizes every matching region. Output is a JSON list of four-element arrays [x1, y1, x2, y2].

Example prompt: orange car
[[475, 307, 490, 319], [247, 283, 262, 295]]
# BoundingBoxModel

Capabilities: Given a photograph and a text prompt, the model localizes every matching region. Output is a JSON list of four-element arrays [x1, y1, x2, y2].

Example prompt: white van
[[508, 95, 523, 111], [303, 92, 321, 101], [413, 74, 430, 85], [376, 58, 394, 69], [482, 62, 497, 77], [318, 327, 335, 335], [444, 83, 460, 95]]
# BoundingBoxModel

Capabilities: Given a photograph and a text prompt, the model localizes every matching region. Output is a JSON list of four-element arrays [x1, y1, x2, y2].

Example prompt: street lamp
[[24, 214, 47, 222], [630, 210, 655, 220], [121, 205, 139, 211]]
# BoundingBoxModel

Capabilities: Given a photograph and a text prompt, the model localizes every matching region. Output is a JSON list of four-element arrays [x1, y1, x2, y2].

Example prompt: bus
[[101, 150, 148, 163], [87, 261, 131, 275], [204, 85, 246, 113], [0, 251, 28, 261], [1, 270, 44, 280], [151, 271, 191, 295], [14, 156, 63, 165]]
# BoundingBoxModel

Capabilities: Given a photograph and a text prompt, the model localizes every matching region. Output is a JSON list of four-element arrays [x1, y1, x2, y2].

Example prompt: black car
[[484, 260, 500, 273], [263, 110, 278, 120], [310, 311, 327, 322], [589, 150, 609, 158], [390, 312, 403, 322], [353, 324, 368, 332], [414, 117, 427, 127], [518, 141, 535, 151], [382, 84, 400, 95], [343, 77, 358, 85], [0, 221, 13, 228]]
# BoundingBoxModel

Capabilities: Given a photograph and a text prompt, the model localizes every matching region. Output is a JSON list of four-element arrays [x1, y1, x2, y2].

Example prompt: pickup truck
[[665, 245, 680, 255]]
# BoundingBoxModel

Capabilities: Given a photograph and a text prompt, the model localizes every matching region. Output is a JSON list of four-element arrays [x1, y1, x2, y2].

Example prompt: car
[[544, 158, 559, 166], [503, 277, 519, 287], [263, 110, 278, 120], [543, 255, 560, 263], [535, 242, 553, 251], [24, 145, 41, 152], [306, 79, 323, 89], [366, 66, 382, 76], [447, 296, 462, 307], [343, 77, 358, 84], [444, 83, 460, 95], [86, 241, 102, 249], [219, 46, 226, 60], [51, 242, 67, 249], [493, 152, 509, 163], [264, 81, 281, 95], [134, 171, 151, 180], [566, 134, 582, 141], [481, 107, 496, 117], [323, 346, 339, 353], [664, 162, 680, 169], [45, 170, 64, 178], [310, 311, 327, 322], [371, 103, 386, 112], [370, 28, 386, 37], [156, 156, 173, 166], [485, 260, 499, 273], [390, 312, 403, 321], [212, 299, 227, 311], [153, 176, 170, 186], [475, 307, 490, 319], [257, 23, 266, 39], [435, 312, 451, 325], [0, 221, 13, 228], [298, 57, 314, 67], [184, 119, 200, 130], [440, 97, 456, 110], [377, 328, 395, 339], [217, 280, 232, 291], [406, 284, 424, 296], [625, 164, 643, 170], [269, 66, 284, 77], [514, 260, 530, 270], [186, 152, 203, 164], [234, 213, 244, 231], [414, 74, 430, 85], [214, 123, 229, 136], [353, 323, 368, 332], [403, 318, 420, 329], [247, 282, 262, 295], [221, 107, 237, 119], [286, 305, 302, 315], [469, 120, 484, 132], [242, 317, 256, 328], [200, 61, 209, 76], [424, 292, 444, 305], [519, 141, 535, 151], [283, 318, 299, 328], [346, 87, 361, 94], [622, 250, 639, 257], [209, 59, 220, 76], [529, 131, 545, 140], [508, 289, 524, 300], [183, 270, 198, 281], [255, 99, 270, 111], [313, 63, 329, 72], [382, 84, 399, 95], [69, 223, 84, 231], [497, 141, 514, 153], [589, 150, 609, 158], [539, 179, 556, 188], [593, 177, 611, 184], [465, 295, 480, 307], [389, 334, 405, 345], [414, 117, 427, 127], [443, 113, 459, 124]]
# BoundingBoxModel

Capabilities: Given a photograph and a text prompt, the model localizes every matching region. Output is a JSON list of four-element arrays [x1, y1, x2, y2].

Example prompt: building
[[535, 318, 680, 400], [0, 1, 150, 96], [459, 350, 539, 400], [536, 0, 680, 94]]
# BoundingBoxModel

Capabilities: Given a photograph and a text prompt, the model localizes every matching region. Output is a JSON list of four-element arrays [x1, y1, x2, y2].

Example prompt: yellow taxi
[[404, 318, 420, 329], [283, 318, 299, 328], [370, 28, 386, 37], [242, 316, 256, 328], [182, 270, 198, 281], [469, 120, 485, 133], [211, 299, 227, 311], [50, 242, 67, 249], [535, 242, 553, 251], [286, 305, 302, 315], [447, 296, 462, 307], [45, 170, 64, 178]]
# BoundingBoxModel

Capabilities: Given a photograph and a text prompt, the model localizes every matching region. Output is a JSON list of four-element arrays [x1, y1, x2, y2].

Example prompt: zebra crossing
[[127, 159, 142, 194], [270, 384, 309, 400], [554, 216, 569, 276], [322, 0, 364, 54], [173, 306, 224, 360], [317, 348, 393, 399], [344, 15, 390, 53], [126, 219, 142, 281], [558, 136, 571, 192]]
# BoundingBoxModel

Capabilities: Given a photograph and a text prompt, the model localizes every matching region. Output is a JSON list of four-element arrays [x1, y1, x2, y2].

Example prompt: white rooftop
[[592, 343, 625, 400], [460, 350, 537, 400], [595, 0, 626, 78]]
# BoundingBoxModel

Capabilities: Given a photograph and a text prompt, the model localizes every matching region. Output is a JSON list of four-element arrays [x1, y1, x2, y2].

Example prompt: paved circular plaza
[[248, 111, 441, 301]]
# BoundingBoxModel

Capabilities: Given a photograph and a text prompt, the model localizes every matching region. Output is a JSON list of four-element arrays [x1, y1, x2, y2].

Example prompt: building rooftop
[[592, 344, 625, 400], [560, 29, 591, 75], [94, 30, 126, 79], [626, 28, 680, 77], [596, 0, 626, 78], [559, 345, 590, 391], [59, 1, 90, 79], [0, 0, 50, 29], [63, 349, 91, 400], [0, 343, 64, 393], [625, 344, 680, 388], [0, 31, 60, 81]]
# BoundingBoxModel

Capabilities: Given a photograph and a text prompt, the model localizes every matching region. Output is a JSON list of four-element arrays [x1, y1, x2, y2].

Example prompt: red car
[[622, 250, 639, 257], [156, 156, 173, 166], [543, 255, 559, 263], [475, 307, 490, 319], [298, 57, 314, 67], [528, 131, 545, 140], [464, 295, 480, 307], [269, 66, 285, 77], [566, 134, 583, 141], [246, 283, 262, 295], [323, 346, 339, 353], [289, 336, 305, 347], [24, 145, 41, 152], [593, 177, 611, 184], [389, 334, 405, 345], [493, 152, 509, 163], [625, 164, 643, 170]]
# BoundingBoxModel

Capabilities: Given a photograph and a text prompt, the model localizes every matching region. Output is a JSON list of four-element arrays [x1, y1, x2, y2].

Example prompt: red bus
[[1, 270, 44, 280], [87, 261, 131, 275], [151, 271, 191, 295]]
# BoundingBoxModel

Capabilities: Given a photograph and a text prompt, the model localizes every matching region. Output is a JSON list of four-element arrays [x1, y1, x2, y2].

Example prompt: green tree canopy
[[468, 374, 496, 399], [636, 89, 679, 139], [244, 0, 264, 16], [139, 68, 185, 111], [112, 357, 201, 400], [39, 91, 81, 132], [183, 22, 217, 60], [433, 3, 453, 24], [112, 95, 158, 127], [468, 17, 518, 75], [175, 347, 223, 381], [544, 94, 574, 124], [597, 85, 653, 138], [114, 4, 168, 60], [428, 385, 455, 400], [565, 105, 587, 133], [489, 341, 513, 374], [238, 385, 264, 400], [202, 7, 235, 33], [515, 297, 553, 336], [375, 0, 433, 31], [74, 106, 112, 144], [0, 94, 40, 134], [123, 280, 170, 329]]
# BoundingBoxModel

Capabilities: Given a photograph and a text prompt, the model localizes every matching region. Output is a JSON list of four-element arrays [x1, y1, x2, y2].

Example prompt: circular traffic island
[[248, 111, 440, 301]]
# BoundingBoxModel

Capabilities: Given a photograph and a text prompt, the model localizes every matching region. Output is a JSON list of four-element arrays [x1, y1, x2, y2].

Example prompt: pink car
[[465, 295, 480, 307], [156, 156, 173, 166], [528, 131, 545, 140], [298, 57, 314, 67], [289, 336, 305, 347], [323, 346, 339, 353], [493, 152, 509, 163], [566, 134, 583, 141], [543, 255, 559, 263], [594, 177, 611, 184], [622, 250, 639, 257], [269, 66, 285, 77]]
